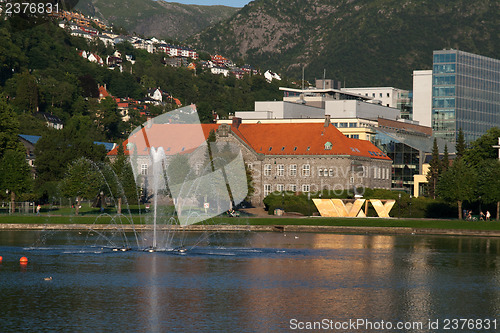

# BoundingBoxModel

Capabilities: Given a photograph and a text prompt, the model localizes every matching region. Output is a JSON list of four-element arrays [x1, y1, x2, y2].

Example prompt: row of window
[[262, 164, 391, 179], [263, 184, 308, 196], [362, 92, 391, 98]]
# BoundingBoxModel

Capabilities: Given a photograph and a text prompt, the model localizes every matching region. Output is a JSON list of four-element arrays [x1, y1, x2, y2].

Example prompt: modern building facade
[[432, 49, 500, 144]]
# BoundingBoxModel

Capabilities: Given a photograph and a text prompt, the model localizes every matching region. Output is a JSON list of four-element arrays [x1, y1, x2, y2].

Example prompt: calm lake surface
[[1, 230, 500, 332]]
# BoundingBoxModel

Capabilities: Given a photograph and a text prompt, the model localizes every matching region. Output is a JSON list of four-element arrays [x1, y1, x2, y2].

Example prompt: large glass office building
[[432, 49, 500, 144]]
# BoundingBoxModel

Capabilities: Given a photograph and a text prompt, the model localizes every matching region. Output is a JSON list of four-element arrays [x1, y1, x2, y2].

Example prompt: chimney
[[231, 117, 242, 129], [324, 114, 331, 127]]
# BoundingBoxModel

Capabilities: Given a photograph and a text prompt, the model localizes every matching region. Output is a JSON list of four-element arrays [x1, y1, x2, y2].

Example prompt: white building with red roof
[[108, 118, 391, 206]]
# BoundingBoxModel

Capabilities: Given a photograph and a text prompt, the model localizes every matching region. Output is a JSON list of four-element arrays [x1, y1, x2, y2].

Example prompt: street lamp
[[409, 195, 412, 217], [398, 193, 401, 219]]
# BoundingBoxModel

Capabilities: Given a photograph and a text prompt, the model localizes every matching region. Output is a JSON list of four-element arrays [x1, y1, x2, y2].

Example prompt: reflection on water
[[1, 231, 500, 332]]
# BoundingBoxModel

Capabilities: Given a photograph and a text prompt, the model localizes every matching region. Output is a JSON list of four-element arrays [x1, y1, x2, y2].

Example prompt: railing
[[0, 202, 36, 215]]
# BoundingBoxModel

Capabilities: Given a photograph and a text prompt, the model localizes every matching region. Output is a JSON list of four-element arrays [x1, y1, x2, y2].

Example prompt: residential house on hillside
[[211, 66, 229, 77], [147, 88, 171, 105], [37, 112, 64, 130]]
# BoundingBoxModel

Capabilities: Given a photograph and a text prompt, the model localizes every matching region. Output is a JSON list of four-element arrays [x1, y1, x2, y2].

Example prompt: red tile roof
[[108, 122, 389, 161], [231, 123, 390, 159], [99, 85, 109, 99]]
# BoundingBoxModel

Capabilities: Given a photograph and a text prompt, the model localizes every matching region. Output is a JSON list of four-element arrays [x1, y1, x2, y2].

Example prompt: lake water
[[1, 230, 500, 332]]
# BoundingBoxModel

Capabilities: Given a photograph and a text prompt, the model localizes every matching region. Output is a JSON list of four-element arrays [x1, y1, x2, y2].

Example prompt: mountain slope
[[189, 0, 500, 88], [76, 0, 239, 41]]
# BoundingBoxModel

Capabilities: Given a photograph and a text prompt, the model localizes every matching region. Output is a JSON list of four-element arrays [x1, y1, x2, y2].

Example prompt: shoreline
[[2, 223, 500, 238]]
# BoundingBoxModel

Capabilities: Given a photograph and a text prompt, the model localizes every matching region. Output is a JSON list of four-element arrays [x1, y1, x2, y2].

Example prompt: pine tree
[[426, 138, 440, 199], [441, 144, 449, 172], [456, 128, 466, 159]]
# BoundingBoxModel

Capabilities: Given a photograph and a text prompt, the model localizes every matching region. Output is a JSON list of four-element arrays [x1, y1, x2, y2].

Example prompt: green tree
[[97, 97, 123, 140], [426, 138, 441, 199], [464, 127, 500, 167], [59, 157, 104, 215], [456, 128, 466, 160], [13, 71, 39, 113], [34, 129, 107, 185], [0, 96, 23, 159], [111, 143, 138, 213], [437, 158, 477, 220], [0, 27, 25, 85], [476, 159, 500, 221], [441, 144, 449, 172], [0, 149, 33, 207]]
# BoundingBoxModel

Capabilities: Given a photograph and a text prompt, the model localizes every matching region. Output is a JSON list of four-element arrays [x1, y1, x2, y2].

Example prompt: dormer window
[[324, 142, 332, 150]]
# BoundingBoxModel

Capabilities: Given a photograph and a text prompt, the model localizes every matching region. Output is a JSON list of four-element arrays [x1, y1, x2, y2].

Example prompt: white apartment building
[[412, 70, 433, 127]]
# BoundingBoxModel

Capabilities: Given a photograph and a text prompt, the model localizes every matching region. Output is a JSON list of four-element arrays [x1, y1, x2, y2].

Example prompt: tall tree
[[0, 96, 23, 159], [456, 128, 466, 160], [464, 127, 500, 167], [13, 71, 39, 113], [59, 157, 104, 215], [426, 138, 441, 199], [0, 149, 33, 210], [96, 97, 123, 140], [476, 159, 500, 221], [441, 144, 449, 172], [111, 143, 138, 213], [437, 158, 477, 220]]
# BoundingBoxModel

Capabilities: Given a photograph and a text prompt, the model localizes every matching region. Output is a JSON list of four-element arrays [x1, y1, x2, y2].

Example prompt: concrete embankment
[[2, 223, 500, 238]]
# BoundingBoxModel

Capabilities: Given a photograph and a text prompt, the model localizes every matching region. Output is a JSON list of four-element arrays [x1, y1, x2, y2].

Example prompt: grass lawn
[[1, 214, 500, 231]]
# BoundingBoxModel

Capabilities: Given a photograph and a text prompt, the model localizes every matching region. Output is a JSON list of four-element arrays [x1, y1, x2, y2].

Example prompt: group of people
[[465, 209, 491, 221], [479, 210, 492, 221]]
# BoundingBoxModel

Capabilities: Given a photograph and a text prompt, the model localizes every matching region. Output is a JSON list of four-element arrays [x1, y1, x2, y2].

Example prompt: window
[[276, 184, 284, 192], [277, 164, 284, 176], [264, 184, 272, 196], [246, 163, 253, 170], [140, 164, 148, 175], [302, 164, 310, 177], [349, 122, 357, 128], [377, 167, 381, 179], [329, 169, 334, 177], [290, 164, 297, 176], [387, 93, 390, 97], [264, 164, 272, 176], [379, 93, 383, 98], [318, 168, 323, 177], [351, 134, 359, 139], [288, 184, 297, 192], [302, 184, 310, 193]]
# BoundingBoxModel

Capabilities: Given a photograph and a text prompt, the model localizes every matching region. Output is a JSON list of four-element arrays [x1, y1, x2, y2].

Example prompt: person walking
[[36, 204, 41, 216], [486, 210, 491, 221]]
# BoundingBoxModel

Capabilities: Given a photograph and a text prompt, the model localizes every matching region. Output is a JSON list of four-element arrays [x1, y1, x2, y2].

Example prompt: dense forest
[[0, 17, 288, 203]]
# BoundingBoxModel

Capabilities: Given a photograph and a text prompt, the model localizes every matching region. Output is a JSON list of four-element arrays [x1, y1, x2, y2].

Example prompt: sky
[[165, 0, 251, 7]]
